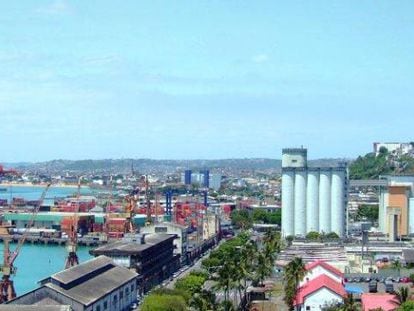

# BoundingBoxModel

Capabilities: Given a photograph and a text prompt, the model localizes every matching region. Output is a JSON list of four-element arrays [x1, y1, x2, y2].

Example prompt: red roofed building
[[294, 274, 346, 311], [300, 260, 344, 287], [361, 293, 397, 311]]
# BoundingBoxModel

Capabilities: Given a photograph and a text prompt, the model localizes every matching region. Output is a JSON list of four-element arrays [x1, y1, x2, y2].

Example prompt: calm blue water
[[0, 243, 93, 295], [0, 185, 95, 295], [0, 185, 92, 205]]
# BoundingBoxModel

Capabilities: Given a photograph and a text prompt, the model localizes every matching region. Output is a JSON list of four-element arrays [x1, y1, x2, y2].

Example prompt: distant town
[[1, 142, 414, 310]]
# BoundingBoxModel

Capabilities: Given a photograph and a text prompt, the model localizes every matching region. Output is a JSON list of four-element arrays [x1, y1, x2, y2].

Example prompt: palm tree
[[394, 286, 410, 305], [283, 257, 306, 310], [342, 293, 360, 311], [392, 259, 403, 277]]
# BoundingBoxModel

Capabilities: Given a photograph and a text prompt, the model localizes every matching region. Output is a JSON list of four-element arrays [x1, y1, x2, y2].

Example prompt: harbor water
[[0, 185, 95, 295], [0, 185, 93, 205], [0, 243, 93, 295]]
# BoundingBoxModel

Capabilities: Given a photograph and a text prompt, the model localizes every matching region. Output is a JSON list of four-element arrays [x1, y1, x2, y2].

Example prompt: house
[[294, 274, 346, 311], [7, 256, 138, 311], [361, 293, 398, 311], [299, 260, 343, 287]]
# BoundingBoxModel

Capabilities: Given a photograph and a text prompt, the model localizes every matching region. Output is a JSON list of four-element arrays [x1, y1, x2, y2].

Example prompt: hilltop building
[[281, 148, 348, 237], [373, 142, 414, 156]]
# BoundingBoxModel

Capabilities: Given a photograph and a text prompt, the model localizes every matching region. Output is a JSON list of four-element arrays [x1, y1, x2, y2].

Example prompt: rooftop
[[90, 234, 175, 256], [294, 274, 346, 306], [46, 265, 137, 306], [305, 260, 344, 277], [361, 293, 398, 311]]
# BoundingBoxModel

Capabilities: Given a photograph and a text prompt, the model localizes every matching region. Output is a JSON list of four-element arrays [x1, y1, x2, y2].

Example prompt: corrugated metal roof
[[51, 256, 113, 285], [46, 264, 137, 306]]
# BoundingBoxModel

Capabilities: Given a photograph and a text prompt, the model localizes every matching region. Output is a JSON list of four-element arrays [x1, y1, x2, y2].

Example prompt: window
[[95, 306, 101, 311], [113, 295, 118, 305], [120, 291, 124, 299], [131, 284, 134, 292], [103, 301, 108, 310], [306, 307, 310, 311], [126, 287, 130, 296]]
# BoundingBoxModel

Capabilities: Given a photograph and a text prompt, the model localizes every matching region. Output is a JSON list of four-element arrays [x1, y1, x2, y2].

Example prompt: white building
[[373, 142, 414, 156], [140, 222, 188, 263], [299, 260, 343, 287], [281, 148, 348, 238], [294, 261, 346, 311]]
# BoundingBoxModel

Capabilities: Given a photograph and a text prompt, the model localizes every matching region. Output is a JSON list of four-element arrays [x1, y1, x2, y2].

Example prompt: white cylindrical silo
[[294, 169, 307, 236], [282, 169, 295, 237], [331, 169, 345, 237], [319, 169, 332, 233], [306, 169, 320, 233]]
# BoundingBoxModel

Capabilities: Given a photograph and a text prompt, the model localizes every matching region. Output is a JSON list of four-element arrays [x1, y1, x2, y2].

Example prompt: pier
[[0, 234, 106, 247]]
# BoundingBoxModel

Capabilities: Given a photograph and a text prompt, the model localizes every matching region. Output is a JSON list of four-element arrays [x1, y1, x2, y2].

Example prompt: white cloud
[[252, 53, 269, 63], [36, 0, 72, 15]]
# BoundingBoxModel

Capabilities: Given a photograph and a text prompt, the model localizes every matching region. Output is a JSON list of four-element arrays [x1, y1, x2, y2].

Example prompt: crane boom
[[0, 183, 52, 303], [8, 183, 52, 265]]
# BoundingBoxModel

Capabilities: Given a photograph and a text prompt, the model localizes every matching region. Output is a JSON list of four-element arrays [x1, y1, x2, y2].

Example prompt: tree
[[325, 232, 340, 240], [306, 231, 320, 240], [175, 274, 206, 296], [392, 259, 403, 277], [189, 290, 217, 311], [283, 257, 306, 310], [397, 301, 414, 311], [231, 209, 252, 229], [394, 286, 410, 305], [141, 294, 187, 311], [356, 205, 379, 222]]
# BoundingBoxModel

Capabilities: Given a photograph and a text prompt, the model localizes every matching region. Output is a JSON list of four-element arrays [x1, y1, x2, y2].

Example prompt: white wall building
[[281, 148, 348, 238], [294, 261, 346, 311], [373, 142, 414, 156]]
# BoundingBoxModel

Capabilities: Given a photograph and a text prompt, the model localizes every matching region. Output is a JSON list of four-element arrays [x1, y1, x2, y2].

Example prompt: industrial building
[[7, 256, 138, 311], [378, 175, 414, 240], [139, 222, 188, 263], [281, 148, 348, 237], [90, 234, 180, 294]]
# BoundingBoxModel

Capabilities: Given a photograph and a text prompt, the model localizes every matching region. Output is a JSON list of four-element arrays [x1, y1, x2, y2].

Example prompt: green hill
[[349, 148, 414, 179]]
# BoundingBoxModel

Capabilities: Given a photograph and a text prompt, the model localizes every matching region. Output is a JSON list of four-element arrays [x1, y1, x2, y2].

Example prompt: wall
[[301, 288, 343, 311], [388, 186, 408, 236]]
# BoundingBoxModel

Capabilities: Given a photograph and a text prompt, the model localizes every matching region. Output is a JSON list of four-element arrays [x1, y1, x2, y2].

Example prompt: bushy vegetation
[[143, 231, 281, 310], [202, 230, 281, 309], [354, 205, 379, 222], [230, 208, 281, 229], [349, 148, 414, 180]]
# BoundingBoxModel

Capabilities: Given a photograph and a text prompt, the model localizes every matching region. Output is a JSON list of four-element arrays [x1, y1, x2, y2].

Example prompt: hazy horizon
[[1, 1, 413, 162]]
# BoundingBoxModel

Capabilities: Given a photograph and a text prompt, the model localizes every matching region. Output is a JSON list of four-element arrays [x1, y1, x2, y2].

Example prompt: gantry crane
[[0, 183, 51, 303], [64, 177, 82, 269]]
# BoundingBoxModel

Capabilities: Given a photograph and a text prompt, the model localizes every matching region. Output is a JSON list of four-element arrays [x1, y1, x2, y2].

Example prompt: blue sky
[[1, 1, 413, 162]]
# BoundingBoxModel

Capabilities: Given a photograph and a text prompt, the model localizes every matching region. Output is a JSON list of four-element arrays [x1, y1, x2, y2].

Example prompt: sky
[[1, 1, 414, 162]]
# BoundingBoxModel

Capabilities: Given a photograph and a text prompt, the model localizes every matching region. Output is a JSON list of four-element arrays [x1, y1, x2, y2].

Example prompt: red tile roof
[[305, 260, 344, 277], [361, 293, 398, 311], [294, 274, 346, 306]]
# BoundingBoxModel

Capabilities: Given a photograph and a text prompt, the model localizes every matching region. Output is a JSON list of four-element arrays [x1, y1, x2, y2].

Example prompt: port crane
[[124, 195, 137, 233], [0, 183, 51, 303], [64, 177, 82, 269]]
